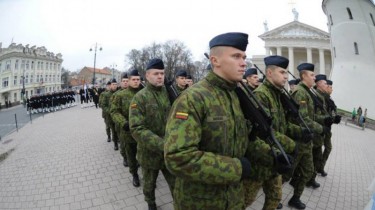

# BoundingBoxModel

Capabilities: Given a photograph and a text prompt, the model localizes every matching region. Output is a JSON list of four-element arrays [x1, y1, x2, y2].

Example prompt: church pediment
[[259, 21, 330, 41]]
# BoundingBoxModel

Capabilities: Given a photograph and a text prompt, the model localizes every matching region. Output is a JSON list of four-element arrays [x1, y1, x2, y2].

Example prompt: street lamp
[[89, 43, 102, 85], [110, 63, 117, 79]]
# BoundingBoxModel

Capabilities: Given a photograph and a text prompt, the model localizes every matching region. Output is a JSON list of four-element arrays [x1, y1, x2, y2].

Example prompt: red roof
[[83, 67, 111, 75]]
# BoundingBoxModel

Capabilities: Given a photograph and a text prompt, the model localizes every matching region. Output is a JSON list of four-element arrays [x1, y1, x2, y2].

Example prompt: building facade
[[77, 67, 112, 87], [323, 0, 375, 118], [253, 20, 332, 80], [0, 43, 63, 105]]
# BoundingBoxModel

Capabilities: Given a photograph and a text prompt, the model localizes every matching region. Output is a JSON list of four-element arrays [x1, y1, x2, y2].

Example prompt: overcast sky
[[0, 0, 328, 71]]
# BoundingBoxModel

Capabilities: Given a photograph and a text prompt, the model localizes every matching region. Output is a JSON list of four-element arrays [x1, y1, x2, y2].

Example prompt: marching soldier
[[287, 63, 331, 209], [99, 81, 113, 143], [174, 69, 188, 94], [164, 32, 252, 210], [244, 67, 261, 91], [288, 79, 299, 93], [110, 73, 129, 165], [129, 58, 175, 210]]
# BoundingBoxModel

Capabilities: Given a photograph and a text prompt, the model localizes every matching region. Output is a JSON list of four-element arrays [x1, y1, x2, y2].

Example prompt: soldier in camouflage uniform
[[244, 67, 260, 91], [321, 79, 341, 175], [129, 59, 175, 210], [111, 70, 142, 187], [103, 79, 119, 150], [185, 74, 193, 87], [110, 73, 129, 166], [164, 32, 253, 210], [99, 81, 112, 142], [307, 75, 335, 183], [244, 56, 302, 210], [173, 69, 188, 94], [287, 63, 331, 209]]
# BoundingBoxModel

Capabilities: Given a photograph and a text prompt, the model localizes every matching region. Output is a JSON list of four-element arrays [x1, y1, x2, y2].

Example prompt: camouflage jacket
[[129, 83, 170, 169], [292, 83, 323, 135], [175, 84, 186, 95], [312, 89, 331, 147], [164, 71, 249, 210], [110, 88, 127, 133], [99, 90, 111, 117]]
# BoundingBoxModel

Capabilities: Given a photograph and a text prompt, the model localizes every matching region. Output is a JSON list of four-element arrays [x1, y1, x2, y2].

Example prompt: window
[[25, 75, 29, 84], [26, 60, 30, 70], [36, 75, 40, 82], [37, 61, 40, 69], [41, 62, 44, 70], [354, 42, 359, 54], [21, 60, 25, 69], [2, 77, 9, 88], [347, 8, 353, 20], [330, 15, 333, 25], [14, 76, 17, 85], [6, 60, 11, 70], [31, 61, 34, 69], [50, 63, 52, 70], [30, 90, 33, 95], [30, 75, 34, 83], [14, 93, 17, 102], [15, 60, 19, 70]]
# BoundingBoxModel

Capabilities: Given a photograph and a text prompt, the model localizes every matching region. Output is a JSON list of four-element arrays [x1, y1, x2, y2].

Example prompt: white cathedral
[[253, 0, 375, 119]]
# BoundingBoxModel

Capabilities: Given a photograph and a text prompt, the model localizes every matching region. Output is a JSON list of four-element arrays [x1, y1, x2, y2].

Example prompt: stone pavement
[[0, 105, 374, 210]]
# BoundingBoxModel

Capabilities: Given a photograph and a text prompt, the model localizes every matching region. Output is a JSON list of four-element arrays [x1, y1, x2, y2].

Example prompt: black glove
[[301, 127, 314, 143], [324, 117, 334, 127], [333, 115, 342, 124], [240, 157, 252, 180], [123, 122, 130, 131], [275, 154, 294, 174], [321, 126, 331, 135]]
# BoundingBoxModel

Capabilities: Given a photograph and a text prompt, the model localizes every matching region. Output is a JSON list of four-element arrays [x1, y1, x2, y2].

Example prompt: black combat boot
[[107, 135, 111, 142], [132, 173, 140, 187], [306, 179, 320, 189], [114, 141, 119, 151], [318, 169, 328, 177], [288, 195, 306, 209], [277, 202, 283, 209], [148, 203, 157, 210], [123, 158, 128, 167]]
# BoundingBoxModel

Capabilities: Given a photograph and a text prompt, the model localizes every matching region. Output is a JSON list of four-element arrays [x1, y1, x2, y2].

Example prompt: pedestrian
[[129, 58, 175, 210], [352, 108, 357, 121], [164, 32, 252, 210], [357, 106, 363, 125]]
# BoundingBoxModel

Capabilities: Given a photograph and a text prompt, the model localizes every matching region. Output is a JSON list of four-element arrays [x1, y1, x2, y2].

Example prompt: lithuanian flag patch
[[175, 112, 189, 120], [130, 103, 137, 109], [300, 101, 306, 104]]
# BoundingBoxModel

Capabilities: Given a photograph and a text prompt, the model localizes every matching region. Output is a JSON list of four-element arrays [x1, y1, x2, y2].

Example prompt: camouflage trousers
[[243, 175, 282, 210], [118, 131, 127, 160], [283, 142, 313, 197], [322, 131, 332, 170], [109, 120, 118, 146], [311, 145, 323, 180], [142, 167, 175, 205], [125, 142, 138, 175], [104, 115, 111, 139]]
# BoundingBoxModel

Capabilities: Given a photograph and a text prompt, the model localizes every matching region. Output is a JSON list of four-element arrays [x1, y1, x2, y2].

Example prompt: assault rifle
[[235, 82, 292, 168], [254, 65, 313, 143], [164, 77, 179, 105]]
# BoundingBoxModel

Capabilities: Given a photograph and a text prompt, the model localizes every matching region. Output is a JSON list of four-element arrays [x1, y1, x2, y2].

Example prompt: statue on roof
[[292, 8, 299, 21], [263, 20, 269, 32]]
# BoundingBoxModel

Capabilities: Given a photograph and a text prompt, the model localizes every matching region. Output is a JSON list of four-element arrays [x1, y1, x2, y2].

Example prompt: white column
[[307, 48, 312, 63], [265, 47, 270, 56], [319, 49, 325, 75], [277, 47, 282, 56], [288, 47, 295, 78]]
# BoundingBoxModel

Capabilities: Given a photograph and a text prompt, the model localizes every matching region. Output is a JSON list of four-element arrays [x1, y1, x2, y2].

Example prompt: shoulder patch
[[299, 101, 306, 104], [175, 112, 189, 120], [130, 103, 137, 109]]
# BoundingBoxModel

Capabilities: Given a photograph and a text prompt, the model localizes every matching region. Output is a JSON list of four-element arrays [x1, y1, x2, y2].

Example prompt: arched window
[[347, 8, 353, 20], [354, 42, 359, 55], [370, 13, 375, 26], [330, 15, 333, 25]]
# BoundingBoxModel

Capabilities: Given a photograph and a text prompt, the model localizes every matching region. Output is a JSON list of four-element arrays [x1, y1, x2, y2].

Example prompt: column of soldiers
[[26, 90, 77, 114], [98, 32, 341, 210]]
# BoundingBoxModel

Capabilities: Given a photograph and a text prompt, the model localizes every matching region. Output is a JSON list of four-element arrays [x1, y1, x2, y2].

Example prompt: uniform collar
[[263, 79, 282, 93], [205, 71, 238, 90], [146, 82, 163, 91]]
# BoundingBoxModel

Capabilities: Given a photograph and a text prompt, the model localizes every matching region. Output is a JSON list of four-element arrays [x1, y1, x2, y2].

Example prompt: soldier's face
[[129, 76, 141, 88], [176, 76, 186, 87], [302, 71, 315, 88], [246, 74, 260, 88], [110, 83, 117, 91], [327, 85, 333, 95], [269, 67, 288, 88], [186, 79, 193, 86], [146, 69, 164, 87], [211, 47, 247, 82], [121, 78, 129, 89], [317, 80, 328, 93]]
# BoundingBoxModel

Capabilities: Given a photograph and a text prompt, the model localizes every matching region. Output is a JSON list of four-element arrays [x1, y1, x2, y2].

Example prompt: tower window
[[330, 15, 333, 25], [347, 8, 353, 20], [354, 42, 359, 55], [371, 13, 375, 26]]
